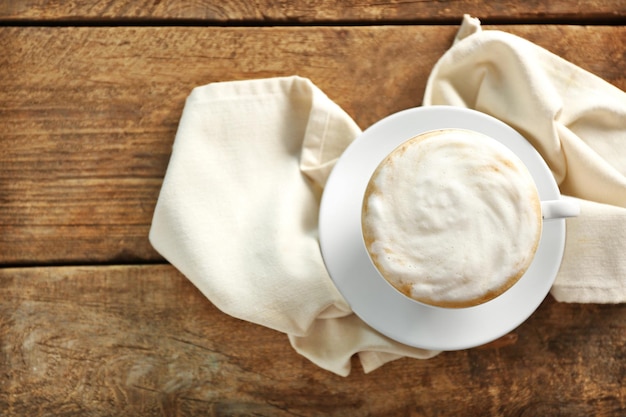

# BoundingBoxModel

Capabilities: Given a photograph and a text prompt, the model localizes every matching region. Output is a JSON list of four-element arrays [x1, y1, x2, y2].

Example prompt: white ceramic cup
[[360, 128, 580, 309], [541, 198, 580, 220]]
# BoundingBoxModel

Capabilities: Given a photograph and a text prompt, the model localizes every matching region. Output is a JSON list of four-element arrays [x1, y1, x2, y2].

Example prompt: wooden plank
[[1, 25, 625, 265], [0, 264, 624, 415], [0, 0, 624, 23]]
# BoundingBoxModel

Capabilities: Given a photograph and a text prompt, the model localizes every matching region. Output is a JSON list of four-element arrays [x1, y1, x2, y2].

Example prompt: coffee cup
[[361, 128, 578, 308], [541, 199, 580, 219]]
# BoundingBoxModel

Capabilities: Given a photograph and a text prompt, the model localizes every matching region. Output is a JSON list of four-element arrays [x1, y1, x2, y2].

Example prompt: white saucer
[[319, 106, 566, 351]]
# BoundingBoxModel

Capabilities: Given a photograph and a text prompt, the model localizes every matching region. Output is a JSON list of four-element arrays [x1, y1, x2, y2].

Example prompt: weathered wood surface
[[0, 265, 624, 416], [2, 4, 625, 415], [0, 0, 625, 23], [1, 25, 625, 265]]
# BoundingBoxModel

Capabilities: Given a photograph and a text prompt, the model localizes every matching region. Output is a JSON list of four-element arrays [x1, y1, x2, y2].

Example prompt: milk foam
[[362, 129, 542, 307]]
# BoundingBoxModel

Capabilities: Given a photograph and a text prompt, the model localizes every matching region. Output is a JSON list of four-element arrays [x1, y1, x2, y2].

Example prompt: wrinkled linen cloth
[[150, 15, 626, 376], [423, 15, 626, 303]]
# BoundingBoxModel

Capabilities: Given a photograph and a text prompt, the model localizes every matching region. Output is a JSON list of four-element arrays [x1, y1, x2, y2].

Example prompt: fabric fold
[[150, 76, 353, 337], [149, 76, 439, 376], [424, 15, 626, 304]]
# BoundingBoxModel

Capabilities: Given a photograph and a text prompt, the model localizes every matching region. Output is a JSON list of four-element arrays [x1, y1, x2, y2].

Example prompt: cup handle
[[541, 198, 580, 220]]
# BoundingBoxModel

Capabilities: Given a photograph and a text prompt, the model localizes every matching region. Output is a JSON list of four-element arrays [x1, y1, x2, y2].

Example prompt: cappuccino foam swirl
[[362, 129, 542, 308]]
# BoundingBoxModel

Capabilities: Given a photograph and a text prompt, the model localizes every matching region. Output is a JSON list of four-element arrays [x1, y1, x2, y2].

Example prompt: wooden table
[[1, 1, 625, 415]]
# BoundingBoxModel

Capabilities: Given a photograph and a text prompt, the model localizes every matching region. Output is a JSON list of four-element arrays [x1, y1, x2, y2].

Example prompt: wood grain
[[0, 0, 624, 23], [2, 3, 624, 416], [0, 265, 624, 416], [1, 25, 625, 265]]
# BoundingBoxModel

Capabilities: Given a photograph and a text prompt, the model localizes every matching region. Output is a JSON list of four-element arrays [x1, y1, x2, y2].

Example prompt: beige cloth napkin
[[149, 77, 440, 376], [150, 16, 626, 376], [424, 15, 626, 302]]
